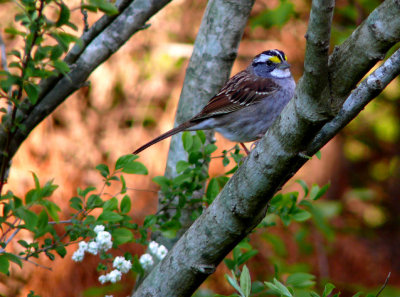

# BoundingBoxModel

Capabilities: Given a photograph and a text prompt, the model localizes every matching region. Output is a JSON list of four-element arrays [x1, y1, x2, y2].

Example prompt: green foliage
[[224, 240, 258, 273], [250, 0, 296, 29], [0, 153, 149, 282]]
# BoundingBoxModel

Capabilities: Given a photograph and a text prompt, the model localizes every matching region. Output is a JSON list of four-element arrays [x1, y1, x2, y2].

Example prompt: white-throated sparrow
[[133, 49, 295, 154]]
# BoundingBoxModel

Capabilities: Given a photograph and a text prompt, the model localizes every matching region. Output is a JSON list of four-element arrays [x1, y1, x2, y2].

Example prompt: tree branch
[[131, 0, 400, 295], [329, 0, 400, 107], [307, 48, 400, 155], [298, 0, 335, 121]]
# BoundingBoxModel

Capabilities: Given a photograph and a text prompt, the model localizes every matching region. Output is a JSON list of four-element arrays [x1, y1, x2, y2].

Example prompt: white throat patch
[[270, 68, 291, 78]]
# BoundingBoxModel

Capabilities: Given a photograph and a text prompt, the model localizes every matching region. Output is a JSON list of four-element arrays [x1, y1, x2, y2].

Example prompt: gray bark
[[132, 0, 400, 296]]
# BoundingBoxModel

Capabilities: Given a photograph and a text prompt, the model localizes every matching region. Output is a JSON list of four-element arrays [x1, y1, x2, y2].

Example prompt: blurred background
[[0, 0, 399, 296]]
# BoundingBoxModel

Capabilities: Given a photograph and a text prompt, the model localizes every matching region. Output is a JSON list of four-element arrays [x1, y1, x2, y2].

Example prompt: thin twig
[[81, 7, 89, 32], [20, 256, 52, 271], [376, 272, 391, 297], [48, 220, 74, 224], [0, 218, 21, 248]]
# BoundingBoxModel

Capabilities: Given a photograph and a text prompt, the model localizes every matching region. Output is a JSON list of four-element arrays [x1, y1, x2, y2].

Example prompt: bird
[[133, 49, 295, 155]]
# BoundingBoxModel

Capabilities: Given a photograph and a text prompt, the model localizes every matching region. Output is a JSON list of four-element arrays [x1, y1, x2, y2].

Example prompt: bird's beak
[[277, 61, 291, 69]]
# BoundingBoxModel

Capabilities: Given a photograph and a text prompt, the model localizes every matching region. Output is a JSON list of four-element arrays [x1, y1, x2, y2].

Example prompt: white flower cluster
[[113, 256, 132, 273], [139, 241, 168, 270], [71, 225, 113, 262], [71, 225, 132, 286], [98, 256, 132, 284]]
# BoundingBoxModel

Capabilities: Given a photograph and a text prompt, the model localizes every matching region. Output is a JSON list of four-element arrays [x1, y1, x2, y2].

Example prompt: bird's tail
[[133, 121, 195, 154]]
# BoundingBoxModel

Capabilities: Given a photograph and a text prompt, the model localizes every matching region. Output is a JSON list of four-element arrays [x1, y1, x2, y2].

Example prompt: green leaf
[[251, 0, 295, 29], [182, 132, 193, 152], [45, 251, 55, 261], [112, 228, 133, 245], [204, 143, 217, 155], [122, 162, 148, 175], [143, 215, 157, 228], [37, 210, 48, 230], [89, 0, 119, 15], [310, 183, 330, 201], [120, 174, 127, 194], [0, 255, 10, 274], [309, 292, 320, 297], [115, 154, 138, 170], [131, 255, 144, 274], [5, 26, 25, 36], [206, 178, 219, 202], [196, 130, 206, 144], [9, 50, 21, 59], [52, 59, 70, 74], [103, 197, 118, 211], [43, 200, 61, 222], [286, 273, 316, 289], [292, 209, 311, 222], [70, 196, 83, 210], [50, 45, 64, 60], [226, 272, 245, 297], [15, 208, 38, 230], [98, 211, 123, 222], [237, 250, 258, 266], [152, 176, 171, 188], [24, 82, 40, 104], [296, 179, 309, 198], [315, 150, 322, 159], [51, 32, 77, 51], [322, 283, 336, 297], [78, 186, 97, 198], [18, 240, 30, 248], [41, 180, 58, 197], [96, 164, 110, 178], [55, 245, 67, 258], [56, 4, 70, 27], [265, 278, 293, 297], [120, 195, 131, 214], [86, 194, 103, 209], [3, 253, 22, 268], [176, 160, 189, 173], [25, 189, 40, 205], [8, 61, 22, 69], [189, 135, 202, 152], [240, 265, 251, 297], [222, 156, 230, 166], [173, 173, 192, 186]]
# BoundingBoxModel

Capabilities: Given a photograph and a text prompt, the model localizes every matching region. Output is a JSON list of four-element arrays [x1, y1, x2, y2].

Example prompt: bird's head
[[251, 49, 291, 78]]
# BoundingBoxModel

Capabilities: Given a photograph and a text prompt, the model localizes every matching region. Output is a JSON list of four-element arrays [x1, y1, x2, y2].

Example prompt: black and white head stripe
[[252, 49, 287, 65]]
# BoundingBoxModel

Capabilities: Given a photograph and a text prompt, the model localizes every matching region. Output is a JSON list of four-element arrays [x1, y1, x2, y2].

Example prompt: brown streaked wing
[[191, 70, 279, 121]]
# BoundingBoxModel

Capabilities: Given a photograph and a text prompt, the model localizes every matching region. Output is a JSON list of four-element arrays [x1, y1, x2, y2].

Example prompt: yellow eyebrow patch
[[284, 54, 287, 61], [268, 56, 281, 63]]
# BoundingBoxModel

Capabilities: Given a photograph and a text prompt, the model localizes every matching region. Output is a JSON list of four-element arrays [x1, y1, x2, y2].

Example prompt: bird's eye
[[266, 60, 273, 66]]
